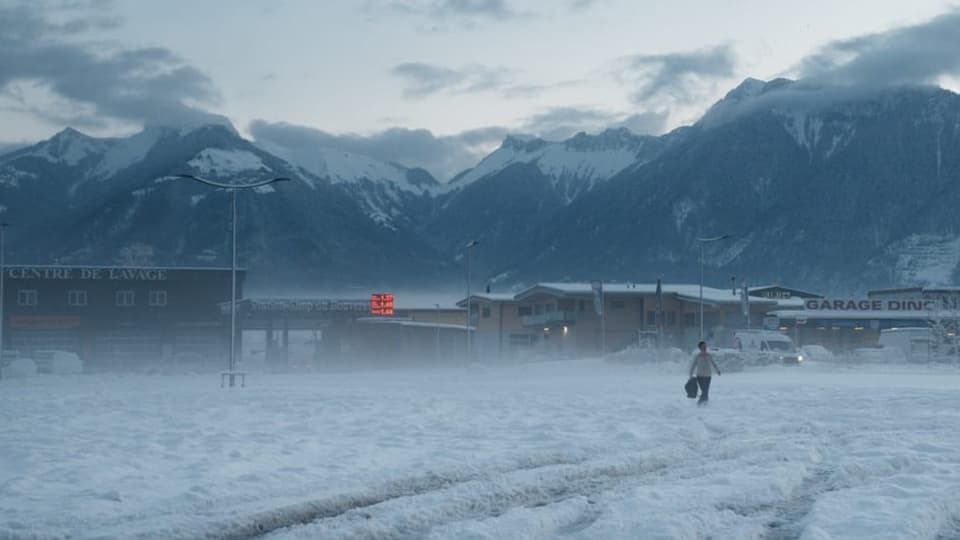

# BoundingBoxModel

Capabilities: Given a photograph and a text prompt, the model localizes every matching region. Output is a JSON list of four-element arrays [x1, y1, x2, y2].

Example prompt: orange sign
[[370, 293, 395, 316]]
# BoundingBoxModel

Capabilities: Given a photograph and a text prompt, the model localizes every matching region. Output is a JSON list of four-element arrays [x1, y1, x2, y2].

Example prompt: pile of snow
[[1, 358, 37, 378]]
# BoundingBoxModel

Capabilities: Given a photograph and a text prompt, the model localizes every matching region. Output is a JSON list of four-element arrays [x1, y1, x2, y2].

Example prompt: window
[[115, 290, 135, 306], [18, 289, 37, 306], [578, 300, 585, 312], [667, 312, 677, 326], [482, 306, 491, 318], [611, 300, 625, 310], [518, 306, 532, 316], [68, 290, 88, 306], [149, 290, 167, 307], [646, 310, 656, 326]]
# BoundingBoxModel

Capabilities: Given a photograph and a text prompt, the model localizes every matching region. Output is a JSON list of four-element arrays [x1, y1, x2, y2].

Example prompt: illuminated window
[[68, 290, 87, 306]]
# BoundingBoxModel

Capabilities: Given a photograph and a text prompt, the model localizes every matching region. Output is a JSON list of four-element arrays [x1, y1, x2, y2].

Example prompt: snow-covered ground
[[3, 359, 960, 540]]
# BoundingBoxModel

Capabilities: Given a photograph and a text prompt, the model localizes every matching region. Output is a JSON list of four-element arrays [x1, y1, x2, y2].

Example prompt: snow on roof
[[512, 282, 777, 306], [771, 309, 932, 321], [356, 317, 473, 331], [455, 293, 520, 306]]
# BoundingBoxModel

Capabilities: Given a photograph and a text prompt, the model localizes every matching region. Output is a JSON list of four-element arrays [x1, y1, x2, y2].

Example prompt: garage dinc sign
[[804, 299, 937, 311]]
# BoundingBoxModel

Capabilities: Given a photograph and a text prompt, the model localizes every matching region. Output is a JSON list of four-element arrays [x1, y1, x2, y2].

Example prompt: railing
[[521, 311, 579, 326]]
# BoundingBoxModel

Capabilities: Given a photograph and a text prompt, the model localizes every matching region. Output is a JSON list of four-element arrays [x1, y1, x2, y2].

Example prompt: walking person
[[689, 341, 721, 405]]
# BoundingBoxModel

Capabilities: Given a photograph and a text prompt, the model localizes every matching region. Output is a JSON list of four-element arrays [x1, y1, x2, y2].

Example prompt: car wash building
[[1, 265, 237, 371]]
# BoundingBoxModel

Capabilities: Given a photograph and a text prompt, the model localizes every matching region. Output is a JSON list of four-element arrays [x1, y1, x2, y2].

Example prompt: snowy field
[[3, 359, 960, 540]]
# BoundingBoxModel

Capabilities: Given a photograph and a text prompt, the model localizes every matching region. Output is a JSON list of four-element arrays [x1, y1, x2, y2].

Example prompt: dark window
[[518, 306, 532, 316], [667, 312, 677, 326], [646, 310, 656, 325], [578, 300, 585, 312], [611, 300, 625, 310], [149, 290, 167, 307], [482, 306, 491, 318], [68, 290, 87, 306], [116, 290, 135, 307], [18, 289, 38, 306]]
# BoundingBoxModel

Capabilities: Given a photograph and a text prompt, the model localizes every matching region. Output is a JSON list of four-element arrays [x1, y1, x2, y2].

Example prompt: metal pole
[[601, 286, 606, 356], [699, 241, 704, 341], [0, 223, 6, 372], [466, 245, 472, 363], [230, 188, 237, 386]]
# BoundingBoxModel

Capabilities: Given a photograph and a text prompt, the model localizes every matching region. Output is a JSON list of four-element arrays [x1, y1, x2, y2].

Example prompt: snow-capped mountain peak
[[446, 128, 658, 201], [23, 127, 109, 166]]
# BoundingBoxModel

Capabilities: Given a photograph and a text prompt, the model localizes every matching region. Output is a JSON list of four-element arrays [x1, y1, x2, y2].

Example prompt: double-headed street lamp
[[464, 239, 479, 362], [697, 234, 731, 342], [177, 174, 290, 387]]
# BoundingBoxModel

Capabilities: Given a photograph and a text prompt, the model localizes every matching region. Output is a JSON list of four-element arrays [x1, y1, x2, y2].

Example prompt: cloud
[[0, 1, 221, 130], [796, 8, 960, 87], [373, 0, 520, 22], [614, 111, 670, 135], [0, 140, 31, 156], [520, 106, 668, 140], [620, 44, 737, 106], [392, 62, 512, 98], [249, 120, 508, 181]]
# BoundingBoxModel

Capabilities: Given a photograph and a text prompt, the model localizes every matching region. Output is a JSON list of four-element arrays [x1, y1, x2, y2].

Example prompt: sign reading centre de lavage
[[6, 266, 169, 281], [804, 298, 937, 311]]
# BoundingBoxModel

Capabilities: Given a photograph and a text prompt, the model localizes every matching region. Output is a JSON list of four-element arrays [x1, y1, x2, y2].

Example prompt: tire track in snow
[[936, 516, 960, 540], [259, 432, 758, 539], [263, 453, 675, 540], [715, 466, 837, 540], [174, 452, 596, 540]]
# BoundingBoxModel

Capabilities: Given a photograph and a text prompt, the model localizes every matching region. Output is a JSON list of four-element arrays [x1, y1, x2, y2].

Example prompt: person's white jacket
[[689, 352, 721, 377]]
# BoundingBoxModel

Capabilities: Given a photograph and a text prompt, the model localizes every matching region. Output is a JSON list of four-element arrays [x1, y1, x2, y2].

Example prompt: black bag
[[685, 377, 698, 398]]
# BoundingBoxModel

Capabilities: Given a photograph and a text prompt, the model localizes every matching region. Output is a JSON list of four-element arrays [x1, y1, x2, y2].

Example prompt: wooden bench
[[220, 371, 247, 388]]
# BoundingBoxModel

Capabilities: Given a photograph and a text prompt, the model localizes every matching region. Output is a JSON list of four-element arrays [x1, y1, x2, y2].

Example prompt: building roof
[[771, 309, 932, 321], [457, 282, 780, 307], [356, 317, 473, 331], [455, 293, 519, 307], [748, 285, 823, 298]]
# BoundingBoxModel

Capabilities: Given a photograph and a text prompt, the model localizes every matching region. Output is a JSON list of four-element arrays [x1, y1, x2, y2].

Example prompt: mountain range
[[2, 78, 959, 294]]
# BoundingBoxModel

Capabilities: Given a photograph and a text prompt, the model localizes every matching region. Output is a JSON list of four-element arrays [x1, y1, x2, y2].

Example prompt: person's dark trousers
[[696, 376, 712, 404]]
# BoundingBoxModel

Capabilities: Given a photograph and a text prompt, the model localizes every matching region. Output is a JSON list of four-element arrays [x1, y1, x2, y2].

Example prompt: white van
[[878, 327, 930, 362], [733, 330, 803, 365]]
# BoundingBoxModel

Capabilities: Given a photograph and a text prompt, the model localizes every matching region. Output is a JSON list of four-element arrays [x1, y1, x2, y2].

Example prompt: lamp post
[[177, 174, 290, 387], [697, 235, 730, 342], [0, 222, 8, 368], [464, 239, 479, 363], [434, 303, 441, 361]]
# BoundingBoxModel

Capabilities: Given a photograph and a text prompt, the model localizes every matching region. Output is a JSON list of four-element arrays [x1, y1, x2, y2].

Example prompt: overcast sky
[[2, 0, 959, 180]]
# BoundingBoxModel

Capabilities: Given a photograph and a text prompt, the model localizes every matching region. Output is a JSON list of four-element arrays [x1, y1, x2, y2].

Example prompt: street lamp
[[0, 222, 8, 369], [434, 303, 441, 361], [464, 239, 479, 363], [697, 234, 730, 342], [177, 174, 290, 387]]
